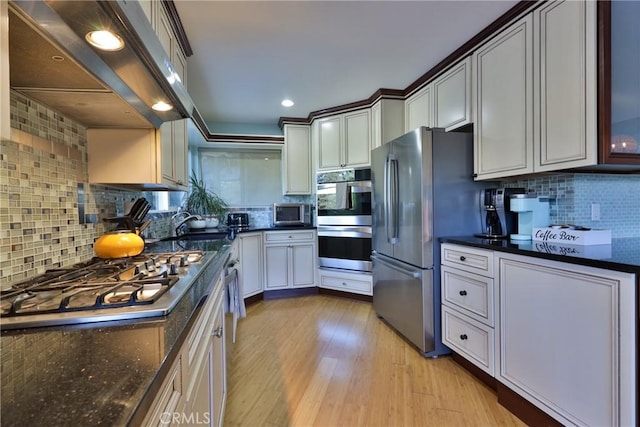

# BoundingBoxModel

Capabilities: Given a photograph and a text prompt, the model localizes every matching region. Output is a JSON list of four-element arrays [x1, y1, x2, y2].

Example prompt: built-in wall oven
[[316, 168, 372, 273]]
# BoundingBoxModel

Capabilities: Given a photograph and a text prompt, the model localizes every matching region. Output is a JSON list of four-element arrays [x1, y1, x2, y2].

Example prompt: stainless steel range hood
[[9, 0, 195, 128]]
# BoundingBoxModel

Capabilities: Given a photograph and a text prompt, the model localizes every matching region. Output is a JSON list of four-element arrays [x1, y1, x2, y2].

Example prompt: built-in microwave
[[273, 203, 312, 227]]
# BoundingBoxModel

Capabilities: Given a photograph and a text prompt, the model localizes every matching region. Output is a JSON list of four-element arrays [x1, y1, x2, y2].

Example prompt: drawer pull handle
[[459, 256, 466, 261], [460, 334, 468, 340], [459, 290, 467, 296], [213, 327, 223, 338], [342, 282, 348, 286]]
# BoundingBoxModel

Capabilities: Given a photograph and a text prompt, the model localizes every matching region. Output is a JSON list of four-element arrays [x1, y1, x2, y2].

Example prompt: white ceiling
[[174, 1, 519, 128]]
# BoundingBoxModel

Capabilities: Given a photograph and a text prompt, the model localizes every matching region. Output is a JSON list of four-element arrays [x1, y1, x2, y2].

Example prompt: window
[[199, 148, 282, 206]]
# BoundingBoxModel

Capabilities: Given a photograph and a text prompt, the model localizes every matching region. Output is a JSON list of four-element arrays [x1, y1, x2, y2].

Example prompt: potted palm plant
[[183, 172, 228, 228]]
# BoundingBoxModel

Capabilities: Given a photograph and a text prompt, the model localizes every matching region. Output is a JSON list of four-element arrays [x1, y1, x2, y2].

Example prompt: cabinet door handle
[[459, 256, 466, 261], [460, 334, 468, 340], [213, 327, 223, 338], [459, 290, 467, 296]]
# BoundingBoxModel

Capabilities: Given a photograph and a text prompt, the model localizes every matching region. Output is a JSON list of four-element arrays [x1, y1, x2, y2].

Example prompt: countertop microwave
[[273, 203, 312, 226]]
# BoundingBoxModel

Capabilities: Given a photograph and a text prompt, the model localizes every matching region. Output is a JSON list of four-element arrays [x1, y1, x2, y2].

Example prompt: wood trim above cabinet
[[162, 0, 193, 57]]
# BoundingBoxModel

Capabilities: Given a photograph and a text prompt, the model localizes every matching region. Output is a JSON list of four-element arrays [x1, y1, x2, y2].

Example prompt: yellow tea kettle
[[94, 216, 147, 259], [94, 229, 145, 258]]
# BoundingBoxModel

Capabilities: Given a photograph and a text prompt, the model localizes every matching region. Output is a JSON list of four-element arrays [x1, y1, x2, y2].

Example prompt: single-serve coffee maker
[[510, 193, 551, 240], [475, 188, 524, 239]]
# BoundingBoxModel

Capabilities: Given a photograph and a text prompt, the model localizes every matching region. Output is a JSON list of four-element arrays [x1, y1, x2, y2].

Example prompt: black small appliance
[[227, 212, 249, 228], [475, 187, 524, 239]]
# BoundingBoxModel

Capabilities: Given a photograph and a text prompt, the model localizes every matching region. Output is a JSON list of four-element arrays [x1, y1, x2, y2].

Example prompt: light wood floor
[[224, 295, 526, 427]]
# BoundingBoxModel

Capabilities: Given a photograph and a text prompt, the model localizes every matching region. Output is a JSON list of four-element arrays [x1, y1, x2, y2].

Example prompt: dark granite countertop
[[440, 236, 640, 274], [1, 239, 232, 427]]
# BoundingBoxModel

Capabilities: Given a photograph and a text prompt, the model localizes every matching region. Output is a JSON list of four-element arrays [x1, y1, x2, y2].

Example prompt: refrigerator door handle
[[385, 154, 399, 244], [371, 254, 420, 279]]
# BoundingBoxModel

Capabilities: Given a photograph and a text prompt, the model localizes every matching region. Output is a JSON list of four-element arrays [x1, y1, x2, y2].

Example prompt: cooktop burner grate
[[0, 251, 203, 320]]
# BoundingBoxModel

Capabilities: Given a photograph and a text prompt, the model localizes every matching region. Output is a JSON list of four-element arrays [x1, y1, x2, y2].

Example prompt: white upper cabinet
[[473, 14, 534, 180], [283, 124, 312, 195], [316, 109, 371, 170], [371, 98, 404, 149], [433, 57, 472, 131], [534, 0, 596, 171], [87, 127, 187, 190], [0, 0, 10, 141], [473, 0, 597, 180], [404, 85, 433, 132]]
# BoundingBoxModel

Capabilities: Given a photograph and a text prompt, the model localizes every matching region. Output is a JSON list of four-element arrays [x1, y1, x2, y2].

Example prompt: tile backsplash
[[2, 91, 639, 288], [0, 92, 168, 288], [505, 173, 640, 238]]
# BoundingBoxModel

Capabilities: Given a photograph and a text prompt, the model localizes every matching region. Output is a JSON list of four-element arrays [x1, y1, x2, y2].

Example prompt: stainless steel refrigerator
[[371, 127, 485, 357]]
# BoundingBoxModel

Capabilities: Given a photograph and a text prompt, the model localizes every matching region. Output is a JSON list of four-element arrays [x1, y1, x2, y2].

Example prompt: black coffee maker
[[475, 188, 524, 238]]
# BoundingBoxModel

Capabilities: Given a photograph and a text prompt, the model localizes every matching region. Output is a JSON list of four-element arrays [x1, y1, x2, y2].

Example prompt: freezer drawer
[[372, 253, 433, 354]]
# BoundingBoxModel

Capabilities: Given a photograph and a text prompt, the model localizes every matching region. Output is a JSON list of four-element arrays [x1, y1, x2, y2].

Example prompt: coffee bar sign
[[532, 227, 612, 245]]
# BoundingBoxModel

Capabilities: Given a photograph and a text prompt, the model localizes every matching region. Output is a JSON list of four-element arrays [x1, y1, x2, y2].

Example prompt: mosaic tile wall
[[504, 173, 640, 238], [0, 92, 174, 288]]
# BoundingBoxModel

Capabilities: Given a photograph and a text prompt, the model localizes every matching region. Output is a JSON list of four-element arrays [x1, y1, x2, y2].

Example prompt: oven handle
[[317, 226, 372, 238], [317, 182, 372, 194]]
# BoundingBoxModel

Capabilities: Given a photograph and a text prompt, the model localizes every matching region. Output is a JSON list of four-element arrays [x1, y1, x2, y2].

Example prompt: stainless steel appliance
[[475, 188, 524, 238], [272, 203, 312, 227], [0, 250, 209, 330], [371, 127, 485, 357], [317, 168, 372, 273]]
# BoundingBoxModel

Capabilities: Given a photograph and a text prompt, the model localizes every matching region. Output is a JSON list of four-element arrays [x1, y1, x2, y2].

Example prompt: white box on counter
[[530, 241, 612, 259], [532, 227, 612, 245]]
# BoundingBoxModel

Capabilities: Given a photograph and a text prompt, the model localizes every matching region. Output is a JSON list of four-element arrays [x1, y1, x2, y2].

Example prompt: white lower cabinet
[[237, 232, 263, 298], [318, 268, 372, 296], [264, 230, 316, 290], [497, 253, 636, 427], [440, 244, 495, 375], [442, 244, 637, 426], [143, 272, 227, 426]]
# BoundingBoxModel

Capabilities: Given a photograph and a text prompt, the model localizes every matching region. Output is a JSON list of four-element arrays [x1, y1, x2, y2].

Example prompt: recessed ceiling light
[[152, 101, 173, 112], [85, 30, 125, 51], [281, 99, 294, 108]]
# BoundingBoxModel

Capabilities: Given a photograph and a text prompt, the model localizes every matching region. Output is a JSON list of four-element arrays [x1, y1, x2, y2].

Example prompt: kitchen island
[[0, 239, 232, 426]]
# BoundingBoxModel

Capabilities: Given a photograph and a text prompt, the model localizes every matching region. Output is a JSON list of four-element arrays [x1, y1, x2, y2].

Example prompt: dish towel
[[225, 264, 246, 343], [334, 182, 351, 209]]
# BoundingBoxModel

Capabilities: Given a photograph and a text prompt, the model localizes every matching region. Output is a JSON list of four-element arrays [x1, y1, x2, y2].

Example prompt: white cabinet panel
[[433, 57, 472, 131], [264, 230, 317, 290], [473, 15, 534, 179], [318, 268, 372, 296], [442, 306, 494, 375], [239, 232, 263, 298], [405, 85, 433, 132], [497, 254, 636, 426], [534, 0, 597, 171], [316, 110, 371, 170], [283, 124, 312, 195]]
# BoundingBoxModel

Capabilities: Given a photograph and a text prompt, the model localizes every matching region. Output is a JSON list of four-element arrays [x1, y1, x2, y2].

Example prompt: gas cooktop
[[0, 251, 210, 330]]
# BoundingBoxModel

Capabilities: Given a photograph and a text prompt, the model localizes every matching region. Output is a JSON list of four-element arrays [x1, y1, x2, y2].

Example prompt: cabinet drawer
[[143, 356, 183, 426], [442, 306, 494, 376], [319, 269, 372, 296], [441, 244, 494, 277], [264, 230, 315, 242], [441, 266, 494, 326]]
